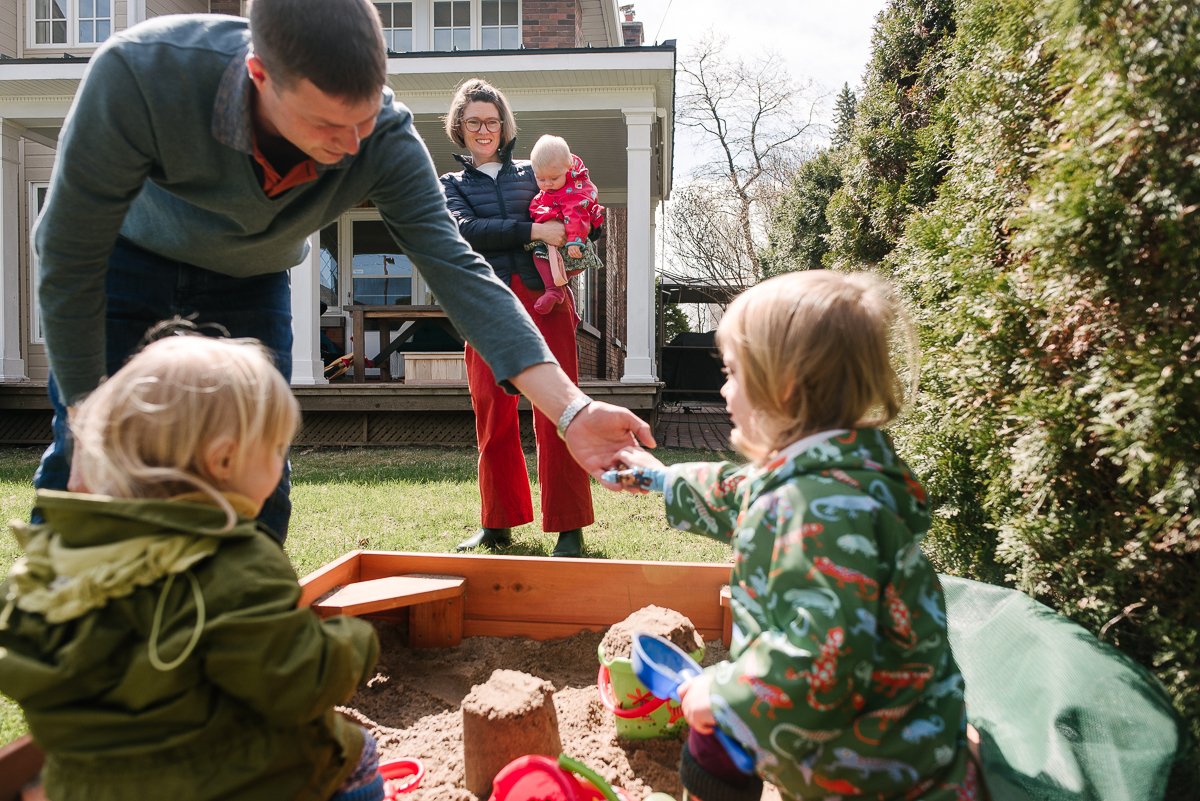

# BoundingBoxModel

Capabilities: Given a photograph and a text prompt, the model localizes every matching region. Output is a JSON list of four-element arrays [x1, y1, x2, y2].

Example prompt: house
[[0, 0, 674, 444]]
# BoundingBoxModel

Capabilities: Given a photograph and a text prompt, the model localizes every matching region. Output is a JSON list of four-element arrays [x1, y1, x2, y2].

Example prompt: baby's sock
[[533, 286, 566, 315]]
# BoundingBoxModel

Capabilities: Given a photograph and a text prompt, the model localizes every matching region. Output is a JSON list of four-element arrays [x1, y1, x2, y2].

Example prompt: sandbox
[[0, 551, 739, 801], [304, 551, 737, 800]]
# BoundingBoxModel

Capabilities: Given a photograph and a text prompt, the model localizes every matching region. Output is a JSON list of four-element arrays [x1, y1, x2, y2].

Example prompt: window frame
[[572, 262, 598, 328], [28, 183, 49, 345], [374, 0, 415, 54], [429, 0, 521, 52], [327, 209, 431, 310], [27, 0, 114, 50]]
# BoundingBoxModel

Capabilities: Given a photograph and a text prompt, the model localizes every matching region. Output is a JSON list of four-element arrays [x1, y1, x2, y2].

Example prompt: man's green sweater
[[34, 14, 553, 404]]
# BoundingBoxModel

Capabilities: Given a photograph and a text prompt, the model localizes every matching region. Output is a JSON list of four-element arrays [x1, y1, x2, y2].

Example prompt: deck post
[[289, 232, 326, 385]]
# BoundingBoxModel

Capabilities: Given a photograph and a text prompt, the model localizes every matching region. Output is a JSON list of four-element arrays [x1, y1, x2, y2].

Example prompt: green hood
[[4, 490, 261, 625], [0, 490, 378, 801]]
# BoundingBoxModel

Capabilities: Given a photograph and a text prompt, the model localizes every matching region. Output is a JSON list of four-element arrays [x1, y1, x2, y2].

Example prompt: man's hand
[[509, 363, 656, 475], [562, 401, 656, 477]]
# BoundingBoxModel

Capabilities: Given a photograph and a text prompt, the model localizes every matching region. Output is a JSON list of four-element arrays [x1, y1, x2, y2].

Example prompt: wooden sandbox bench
[[310, 571, 468, 648]]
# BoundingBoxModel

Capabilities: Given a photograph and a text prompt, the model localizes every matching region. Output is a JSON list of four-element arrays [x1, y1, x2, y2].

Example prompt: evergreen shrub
[[802, 0, 1199, 787]]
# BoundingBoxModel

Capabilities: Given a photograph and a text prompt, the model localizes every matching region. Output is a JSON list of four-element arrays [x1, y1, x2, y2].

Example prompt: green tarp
[[942, 576, 1185, 801]]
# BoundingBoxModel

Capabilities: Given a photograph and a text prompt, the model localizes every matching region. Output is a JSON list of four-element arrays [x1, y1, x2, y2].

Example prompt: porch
[[0, 45, 676, 395], [0, 379, 662, 448]]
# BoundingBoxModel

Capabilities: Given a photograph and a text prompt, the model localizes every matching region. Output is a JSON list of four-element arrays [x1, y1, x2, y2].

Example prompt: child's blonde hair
[[70, 333, 300, 517], [530, 134, 572, 170], [716, 269, 917, 461]]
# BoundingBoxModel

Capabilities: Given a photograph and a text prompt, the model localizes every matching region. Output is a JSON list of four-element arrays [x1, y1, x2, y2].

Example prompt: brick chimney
[[620, 4, 644, 46]]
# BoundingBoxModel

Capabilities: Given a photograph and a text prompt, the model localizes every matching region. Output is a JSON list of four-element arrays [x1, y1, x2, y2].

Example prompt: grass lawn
[[0, 443, 737, 747]]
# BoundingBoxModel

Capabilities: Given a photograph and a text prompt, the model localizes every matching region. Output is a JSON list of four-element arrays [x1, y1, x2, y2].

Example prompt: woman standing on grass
[[439, 79, 593, 558]]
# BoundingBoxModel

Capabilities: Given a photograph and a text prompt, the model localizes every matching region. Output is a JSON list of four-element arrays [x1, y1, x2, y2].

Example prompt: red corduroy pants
[[465, 276, 594, 532]]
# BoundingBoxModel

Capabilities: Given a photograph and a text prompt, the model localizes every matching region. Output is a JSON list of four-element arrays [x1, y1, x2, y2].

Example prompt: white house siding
[[0, 3, 17, 58], [146, 0, 209, 17], [21, 141, 56, 381]]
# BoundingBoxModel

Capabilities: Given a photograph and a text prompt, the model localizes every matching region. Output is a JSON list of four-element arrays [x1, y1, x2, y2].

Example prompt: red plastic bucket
[[380, 758, 424, 798], [596, 642, 698, 738]]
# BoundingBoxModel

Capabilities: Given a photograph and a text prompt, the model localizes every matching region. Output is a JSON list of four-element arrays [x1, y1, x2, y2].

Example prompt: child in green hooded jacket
[[605, 271, 980, 801], [0, 330, 382, 801]]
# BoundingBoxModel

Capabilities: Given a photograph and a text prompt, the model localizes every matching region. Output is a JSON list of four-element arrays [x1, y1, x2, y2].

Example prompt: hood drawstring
[[148, 570, 206, 672]]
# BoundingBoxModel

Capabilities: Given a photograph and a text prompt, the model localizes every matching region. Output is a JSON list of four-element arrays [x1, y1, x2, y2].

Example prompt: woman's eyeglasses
[[463, 118, 503, 133]]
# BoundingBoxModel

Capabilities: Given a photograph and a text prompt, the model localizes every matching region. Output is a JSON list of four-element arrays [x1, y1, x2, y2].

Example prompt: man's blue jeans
[[33, 237, 295, 542]]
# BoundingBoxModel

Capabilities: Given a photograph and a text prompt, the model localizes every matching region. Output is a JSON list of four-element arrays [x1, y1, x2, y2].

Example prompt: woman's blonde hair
[[70, 333, 300, 518], [444, 78, 518, 150], [716, 269, 918, 461]]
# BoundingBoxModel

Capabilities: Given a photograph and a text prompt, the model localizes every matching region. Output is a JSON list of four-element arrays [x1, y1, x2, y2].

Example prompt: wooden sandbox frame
[[300, 550, 735, 644], [2, 551, 734, 801]]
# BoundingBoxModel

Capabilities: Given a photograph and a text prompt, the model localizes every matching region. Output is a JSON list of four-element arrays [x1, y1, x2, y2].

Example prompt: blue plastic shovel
[[630, 633, 757, 774]]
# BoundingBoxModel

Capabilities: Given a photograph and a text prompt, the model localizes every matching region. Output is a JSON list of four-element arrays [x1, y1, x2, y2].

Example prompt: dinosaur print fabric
[[661, 429, 978, 800]]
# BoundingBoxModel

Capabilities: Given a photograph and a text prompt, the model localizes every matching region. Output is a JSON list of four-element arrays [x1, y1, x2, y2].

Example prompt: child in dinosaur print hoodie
[[606, 271, 978, 801]]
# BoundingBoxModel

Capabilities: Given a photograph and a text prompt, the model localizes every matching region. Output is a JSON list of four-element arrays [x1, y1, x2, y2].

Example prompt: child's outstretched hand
[[567, 244, 582, 259], [600, 465, 666, 493], [678, 673, 716, 734], [599, 447, 666, 493]]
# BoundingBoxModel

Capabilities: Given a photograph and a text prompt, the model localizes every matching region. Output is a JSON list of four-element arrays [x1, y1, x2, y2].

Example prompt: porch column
[[621, 108, 657, 383], [289, 232, 325, 384], [648, 208, 657, 347], [128, 0, 147, 25], [0, 121, 28, 380]]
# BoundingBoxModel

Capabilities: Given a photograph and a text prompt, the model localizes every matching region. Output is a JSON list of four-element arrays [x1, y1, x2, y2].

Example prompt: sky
[[628, 0, 889, 176]]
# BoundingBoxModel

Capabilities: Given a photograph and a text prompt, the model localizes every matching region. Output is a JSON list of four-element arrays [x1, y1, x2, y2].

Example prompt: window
[[374, 1, 413, 53], [29, 184, 49, 345], [319, 224, 339, 309], [573, 260, 599, 328], [30, 0, 112, 47], [432, 0, 519, 51], [351, 219, 414, 306], [321, 212, 431, 310], [480, 0, 519, 49], [432, 1, 471, 51]]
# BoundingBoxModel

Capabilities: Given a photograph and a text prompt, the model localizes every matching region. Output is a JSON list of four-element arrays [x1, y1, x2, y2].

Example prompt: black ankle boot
[[456, 527, 511, 551], [551, 528, 584, 558]]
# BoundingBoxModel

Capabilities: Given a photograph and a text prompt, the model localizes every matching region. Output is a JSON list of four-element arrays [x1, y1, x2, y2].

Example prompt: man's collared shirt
[[211, 50, 332, 198]]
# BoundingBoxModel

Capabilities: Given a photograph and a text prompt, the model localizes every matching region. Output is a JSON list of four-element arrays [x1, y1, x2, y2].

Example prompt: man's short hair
[[250, 0, 387, 103]]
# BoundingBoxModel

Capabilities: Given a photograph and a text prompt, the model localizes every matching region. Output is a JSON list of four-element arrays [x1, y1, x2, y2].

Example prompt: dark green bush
[[824, 0, 957, 267], [796, 0, 1199, 787], [762, 149, 843, 273]]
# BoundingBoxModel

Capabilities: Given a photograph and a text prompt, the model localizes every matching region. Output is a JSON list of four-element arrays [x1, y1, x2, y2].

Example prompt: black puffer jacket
[[440, 140, 543, 290]]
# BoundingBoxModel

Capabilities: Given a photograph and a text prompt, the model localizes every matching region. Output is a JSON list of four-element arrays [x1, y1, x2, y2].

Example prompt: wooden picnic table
[[348, 304, 459, 382]]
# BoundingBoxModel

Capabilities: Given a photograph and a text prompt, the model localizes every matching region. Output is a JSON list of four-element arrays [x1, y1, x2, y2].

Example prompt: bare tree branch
[[669, 34, 827, 292]]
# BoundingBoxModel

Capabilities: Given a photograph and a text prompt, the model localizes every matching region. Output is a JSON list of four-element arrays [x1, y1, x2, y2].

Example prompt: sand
[[341, 613, 729, 801]]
